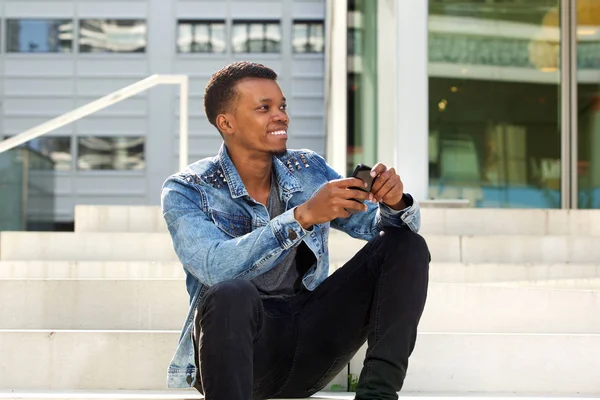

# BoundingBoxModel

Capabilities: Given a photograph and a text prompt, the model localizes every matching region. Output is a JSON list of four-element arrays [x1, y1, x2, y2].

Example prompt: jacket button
[[288, 229, 297, 240]]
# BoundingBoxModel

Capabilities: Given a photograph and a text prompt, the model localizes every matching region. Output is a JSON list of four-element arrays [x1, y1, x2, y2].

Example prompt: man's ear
[[216, 114, 234, 136]]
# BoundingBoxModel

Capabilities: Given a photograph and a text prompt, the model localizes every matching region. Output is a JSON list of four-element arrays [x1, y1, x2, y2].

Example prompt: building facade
[[0, 0, 326, 225], [2, 0, 599, 230]]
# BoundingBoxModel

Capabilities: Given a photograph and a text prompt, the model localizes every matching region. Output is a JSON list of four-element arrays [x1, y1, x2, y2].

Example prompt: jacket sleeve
[[161, 178, 310, 287], [310, 152, 421, 239]]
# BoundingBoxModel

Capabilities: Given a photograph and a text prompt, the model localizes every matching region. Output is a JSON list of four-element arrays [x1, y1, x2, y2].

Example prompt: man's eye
[[259, 105, 269, 111], [280, 104, 288, 111]]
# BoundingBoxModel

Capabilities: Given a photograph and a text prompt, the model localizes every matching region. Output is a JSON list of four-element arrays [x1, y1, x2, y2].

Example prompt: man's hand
[[370, 163, 405, 210], [294, 178, 373, 229]]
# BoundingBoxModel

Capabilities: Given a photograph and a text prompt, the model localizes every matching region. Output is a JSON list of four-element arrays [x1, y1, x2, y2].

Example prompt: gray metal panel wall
[[0, 0, 325, 222]]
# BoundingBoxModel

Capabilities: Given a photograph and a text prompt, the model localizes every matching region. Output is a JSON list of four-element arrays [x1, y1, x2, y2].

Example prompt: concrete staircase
[[0, 206, 599, 399]]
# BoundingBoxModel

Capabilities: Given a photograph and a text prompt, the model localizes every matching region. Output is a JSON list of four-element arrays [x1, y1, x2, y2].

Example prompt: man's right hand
[[294, 178, 373, 229]]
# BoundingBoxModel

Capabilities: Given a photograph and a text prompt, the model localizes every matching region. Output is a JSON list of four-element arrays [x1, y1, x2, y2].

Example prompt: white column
[[325, 0, 347, 175], [376, 0, 397, 167], [395, 0, 429, 200]]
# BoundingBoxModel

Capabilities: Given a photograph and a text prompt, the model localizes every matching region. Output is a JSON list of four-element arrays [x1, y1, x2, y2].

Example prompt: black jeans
[[193, 227, 430, 400]]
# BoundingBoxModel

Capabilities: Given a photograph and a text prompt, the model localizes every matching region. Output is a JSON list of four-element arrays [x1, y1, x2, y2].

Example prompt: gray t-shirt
[[250, 175, 303, 298]]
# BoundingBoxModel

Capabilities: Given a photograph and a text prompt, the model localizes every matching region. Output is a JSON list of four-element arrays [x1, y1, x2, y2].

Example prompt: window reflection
[[79, 19, 146, 53], [6, 19, 73, 53], [293, 21, 325, 53], [232, 21, 281, 53], [177, 20, 226, 53], [577, 0, 600, 208], [428, 1, 562, 208], [2, 136, 72, 171], [31, 137, 72, 171], [77, 137, 145, 171]]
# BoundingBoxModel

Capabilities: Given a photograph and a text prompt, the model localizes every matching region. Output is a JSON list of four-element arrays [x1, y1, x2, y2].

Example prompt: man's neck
[[227, 148, 273, 203]]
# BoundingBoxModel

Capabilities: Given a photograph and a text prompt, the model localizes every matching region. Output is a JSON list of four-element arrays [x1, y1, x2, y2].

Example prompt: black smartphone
[[350, 164, 374, 192], [346, 164, 374, 212]]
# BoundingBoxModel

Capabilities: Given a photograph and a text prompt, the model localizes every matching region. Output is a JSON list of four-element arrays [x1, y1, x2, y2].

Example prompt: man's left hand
[[370, 163, 406, 210]]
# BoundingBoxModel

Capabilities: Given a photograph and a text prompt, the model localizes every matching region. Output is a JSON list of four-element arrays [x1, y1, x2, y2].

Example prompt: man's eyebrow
[[258, 97, 287, 103]]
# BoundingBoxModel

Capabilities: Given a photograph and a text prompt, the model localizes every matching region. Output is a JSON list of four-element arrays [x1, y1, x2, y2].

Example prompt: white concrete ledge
[[2, 261, 600, 283], [353, 332, 600, 394], [485, 277, 600, 289], [3, 231, 600, 264], [421, 208, 600, 236], [1, 280, 599, 333], [0, 233, 178, 262], [0, 261, 183, 280], [3, 389, 596, 400], [1, 331, 599, 394], [0, 389, 351, 399], [75, 206, 167, 234], [74, 205, 600, 236], [428, 262, 600, 284]]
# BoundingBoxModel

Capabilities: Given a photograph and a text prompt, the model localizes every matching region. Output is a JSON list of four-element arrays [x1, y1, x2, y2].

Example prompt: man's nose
[[273, 110, 288, 125]]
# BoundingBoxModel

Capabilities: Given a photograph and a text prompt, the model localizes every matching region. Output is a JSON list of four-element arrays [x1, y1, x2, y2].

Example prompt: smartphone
[[350, 164, 374, 192], [347, 164, 374, 212]]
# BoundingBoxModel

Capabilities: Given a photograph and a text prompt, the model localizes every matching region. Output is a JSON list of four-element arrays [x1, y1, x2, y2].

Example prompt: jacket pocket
[[209, 210, 253, 238]]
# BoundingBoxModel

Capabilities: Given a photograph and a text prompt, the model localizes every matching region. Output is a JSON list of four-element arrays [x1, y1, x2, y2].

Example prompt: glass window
[[293, 20, 325, 53], [428, 1, 562, 208], [77, 137, 145, 171], [232, 21, 281, 53], [6, 19, 73, 53], [577, 0, 600, 208], [177, 20, 226, 53], [2, 136, 72, 171], [31, 137, 72, 171], [79, 19, 146, 53]]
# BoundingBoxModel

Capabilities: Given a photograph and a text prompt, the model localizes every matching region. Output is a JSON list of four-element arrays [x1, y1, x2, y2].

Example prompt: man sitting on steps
[[161, 61, 430, 400]]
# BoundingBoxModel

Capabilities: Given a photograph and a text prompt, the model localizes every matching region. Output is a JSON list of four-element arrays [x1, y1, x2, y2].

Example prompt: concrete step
[[428, 262, 600, 284], [485, 277, 600, 289], [1, 279, 598, 333], [3, 231, 600, 264], [1, 391, 596, 400], [1, 330, 598, 394], [0, 232, 178, 262], [74, 205, 600, 236], [420, 207, 600, 236], [75, 206, 167, 234], [0, 261, 183, 280], [2, 261, 599, 283], [350, 333, 600, 395], [0, 389, 349, 400]]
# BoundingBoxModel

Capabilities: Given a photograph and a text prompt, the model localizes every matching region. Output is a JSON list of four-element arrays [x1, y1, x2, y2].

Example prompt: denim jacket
[[161, 143, 421, 388]]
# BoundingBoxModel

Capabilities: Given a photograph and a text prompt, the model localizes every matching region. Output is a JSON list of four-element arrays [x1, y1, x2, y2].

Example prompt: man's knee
[[377, 227, 430, 261]]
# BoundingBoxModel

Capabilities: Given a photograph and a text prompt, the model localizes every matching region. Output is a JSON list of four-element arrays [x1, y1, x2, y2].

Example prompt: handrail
[[0, 74, 190, 171]]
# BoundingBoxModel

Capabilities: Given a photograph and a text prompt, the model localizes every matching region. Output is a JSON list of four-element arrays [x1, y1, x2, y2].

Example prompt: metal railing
[[0, 74, 190, 171]]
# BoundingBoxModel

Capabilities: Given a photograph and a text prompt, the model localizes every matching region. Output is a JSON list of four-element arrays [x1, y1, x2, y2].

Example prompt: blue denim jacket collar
[[217, 143, 303, 200]]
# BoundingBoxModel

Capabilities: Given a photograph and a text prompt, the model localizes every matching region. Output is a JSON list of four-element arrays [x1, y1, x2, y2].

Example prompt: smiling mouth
[[268, 130, 287, 137]]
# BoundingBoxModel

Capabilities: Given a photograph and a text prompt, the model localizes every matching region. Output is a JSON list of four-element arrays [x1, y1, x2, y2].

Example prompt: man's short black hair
[[204, 61, 278, 132]]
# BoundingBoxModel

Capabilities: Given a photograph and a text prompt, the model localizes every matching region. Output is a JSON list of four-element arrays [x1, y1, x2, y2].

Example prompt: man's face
[[226, 78, 289, 156]]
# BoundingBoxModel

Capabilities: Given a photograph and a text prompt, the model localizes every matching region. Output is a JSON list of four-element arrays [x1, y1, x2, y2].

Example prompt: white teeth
[[269, 130, 287, 136]]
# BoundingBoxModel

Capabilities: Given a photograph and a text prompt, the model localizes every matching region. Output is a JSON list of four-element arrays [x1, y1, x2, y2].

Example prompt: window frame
[[292, 19, 325, 54], [177, 19, 227, 54], [76, 136, 146, 172], [231, 19, 282, 54], [5, 18, 74, 54], [78, 18, 148, 54]]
